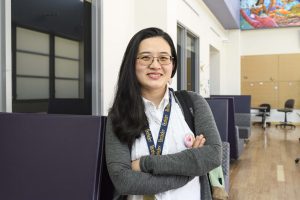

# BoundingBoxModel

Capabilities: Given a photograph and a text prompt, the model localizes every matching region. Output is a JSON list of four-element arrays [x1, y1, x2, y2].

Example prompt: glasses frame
[[136, 55, 174, 66]]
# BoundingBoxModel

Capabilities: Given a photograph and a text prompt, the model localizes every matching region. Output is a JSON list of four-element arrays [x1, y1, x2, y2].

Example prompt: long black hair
[[109, 27, 177, 145]]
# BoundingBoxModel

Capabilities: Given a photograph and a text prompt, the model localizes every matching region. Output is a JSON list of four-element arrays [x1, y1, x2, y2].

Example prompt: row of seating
[[0, 95, 252, 199], [0, 106, 232, 199]]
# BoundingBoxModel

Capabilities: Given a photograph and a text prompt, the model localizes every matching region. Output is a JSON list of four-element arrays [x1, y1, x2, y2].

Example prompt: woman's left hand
[[131, 159, 141, 171], [192, 134, 206, 148]]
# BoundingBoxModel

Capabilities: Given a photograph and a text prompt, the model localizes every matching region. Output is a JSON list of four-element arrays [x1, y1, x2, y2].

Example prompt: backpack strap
[[174, 90, 195, 133]]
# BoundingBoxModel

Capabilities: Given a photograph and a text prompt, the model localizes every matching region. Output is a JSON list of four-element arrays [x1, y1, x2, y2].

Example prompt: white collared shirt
[[128, 88, 200, 200]]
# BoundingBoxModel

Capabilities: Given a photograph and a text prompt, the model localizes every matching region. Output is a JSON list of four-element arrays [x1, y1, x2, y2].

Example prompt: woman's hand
[[184, 134, 206, 148], [131, 159, 141, 171], [192, 134, 206, 148]]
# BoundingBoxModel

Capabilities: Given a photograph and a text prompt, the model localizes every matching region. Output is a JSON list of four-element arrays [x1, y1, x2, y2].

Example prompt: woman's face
[[135, 37, 173, 94]]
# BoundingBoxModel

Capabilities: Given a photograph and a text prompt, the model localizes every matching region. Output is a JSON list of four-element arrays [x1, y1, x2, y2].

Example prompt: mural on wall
[[240, 0, 300, 30]]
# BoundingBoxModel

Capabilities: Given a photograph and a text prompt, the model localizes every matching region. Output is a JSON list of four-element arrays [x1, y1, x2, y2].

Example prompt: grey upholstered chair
[[235, 113, 251, 139]]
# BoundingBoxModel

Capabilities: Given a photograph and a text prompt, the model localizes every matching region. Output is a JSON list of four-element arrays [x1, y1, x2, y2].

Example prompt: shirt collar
[[142, 87, 170, 110]]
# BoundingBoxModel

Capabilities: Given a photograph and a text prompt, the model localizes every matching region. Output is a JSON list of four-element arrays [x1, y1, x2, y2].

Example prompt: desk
[[252, 106, 268, 129]]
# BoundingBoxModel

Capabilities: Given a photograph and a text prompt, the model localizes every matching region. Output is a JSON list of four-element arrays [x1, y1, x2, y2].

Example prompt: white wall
[[175, 0, 241, 97], [101, 0, 237, 114], [5, 0, 11, 112], [101, 0, 135, 115], [209, 46, 220, 95], [0, 0, 11, 112], [241, 27, 300, 55], [220, 30, 241, 95], [175, 0, 233, 97], [0, 0, 4, 111]]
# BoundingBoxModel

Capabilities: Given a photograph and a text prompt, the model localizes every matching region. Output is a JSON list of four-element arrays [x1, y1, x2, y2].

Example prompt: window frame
[[177, 23, 199, 93]]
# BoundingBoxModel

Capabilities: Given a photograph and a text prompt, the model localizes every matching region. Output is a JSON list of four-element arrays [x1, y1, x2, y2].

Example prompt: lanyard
[[144, 91, 172, 156]]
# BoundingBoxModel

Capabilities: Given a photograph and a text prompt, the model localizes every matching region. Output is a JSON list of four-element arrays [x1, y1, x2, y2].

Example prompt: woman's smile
[[147, 72, 163, 80]]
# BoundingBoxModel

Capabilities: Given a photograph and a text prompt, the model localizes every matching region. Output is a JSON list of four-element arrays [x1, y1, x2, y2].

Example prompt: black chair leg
[[296, 138, 300, 164], [276, 111, 296, 129], [276, 124, 296, 129]]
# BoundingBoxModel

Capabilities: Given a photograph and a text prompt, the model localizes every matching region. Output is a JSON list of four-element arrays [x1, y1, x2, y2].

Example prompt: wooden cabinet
[[241, 54, 300, 109]]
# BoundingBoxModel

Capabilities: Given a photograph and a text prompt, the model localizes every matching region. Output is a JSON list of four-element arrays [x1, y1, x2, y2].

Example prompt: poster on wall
[[240, 0, 300, 30]]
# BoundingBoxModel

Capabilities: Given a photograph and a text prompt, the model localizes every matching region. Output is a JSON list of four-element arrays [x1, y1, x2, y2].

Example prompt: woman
[[105, 27, 222, 200]]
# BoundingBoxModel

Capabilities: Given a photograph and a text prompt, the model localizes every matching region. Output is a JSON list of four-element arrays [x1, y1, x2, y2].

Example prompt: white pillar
[[0, 0, 6, 111]]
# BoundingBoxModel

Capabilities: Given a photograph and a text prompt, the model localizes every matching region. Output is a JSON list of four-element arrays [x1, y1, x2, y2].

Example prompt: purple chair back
[[205, 98, 229, 142], [0, 112, 103, 200]]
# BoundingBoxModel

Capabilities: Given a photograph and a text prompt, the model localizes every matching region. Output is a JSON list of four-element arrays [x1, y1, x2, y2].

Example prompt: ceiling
[[203, 0, 240, 29]]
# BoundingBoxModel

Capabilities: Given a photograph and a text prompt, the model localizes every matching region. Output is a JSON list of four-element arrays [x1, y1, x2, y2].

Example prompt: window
[[16, 27, 50, 100], [14, 27, 83, 100], [54, 36, 82, 98], [177, 25, 199, 92], [11, 0, 91, 113]]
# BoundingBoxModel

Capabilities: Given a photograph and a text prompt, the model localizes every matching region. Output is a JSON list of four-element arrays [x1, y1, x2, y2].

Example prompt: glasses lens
[[158, 56, 171, 65], [137, 55, 172, 65], [139, 55, 152, 65]]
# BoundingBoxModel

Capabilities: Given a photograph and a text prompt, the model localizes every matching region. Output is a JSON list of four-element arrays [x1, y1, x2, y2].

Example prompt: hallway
[[230, 125, 300, 200]]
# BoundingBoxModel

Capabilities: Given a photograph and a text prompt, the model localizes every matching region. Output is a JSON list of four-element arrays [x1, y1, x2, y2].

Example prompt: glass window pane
[[187, 33, 196, 52], [55, 36, 79, 59], [55, 80, 79, 98], [55, 58, 79, 78], [16, 52, 49, 76], [16, 27, 49, 54], [186, 33, 196, 91], [17, 77, 49, 100]]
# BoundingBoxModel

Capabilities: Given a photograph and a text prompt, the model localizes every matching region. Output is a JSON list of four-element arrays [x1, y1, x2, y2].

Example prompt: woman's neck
[[142, 87, 167, 107]]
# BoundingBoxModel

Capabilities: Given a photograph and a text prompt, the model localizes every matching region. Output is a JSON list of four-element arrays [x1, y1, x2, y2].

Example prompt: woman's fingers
[[192, 136, 201, 148], [192, 134, 206, 148], [199, 137, 206, 147]]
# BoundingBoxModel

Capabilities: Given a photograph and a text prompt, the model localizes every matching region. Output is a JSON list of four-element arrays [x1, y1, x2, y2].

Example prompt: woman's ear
[[168, 78, 173, 85]]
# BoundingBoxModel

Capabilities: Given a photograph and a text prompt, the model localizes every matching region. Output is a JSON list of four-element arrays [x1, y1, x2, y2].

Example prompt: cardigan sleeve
[[139, 92, 222, 176], [105, 116, 192, 195]]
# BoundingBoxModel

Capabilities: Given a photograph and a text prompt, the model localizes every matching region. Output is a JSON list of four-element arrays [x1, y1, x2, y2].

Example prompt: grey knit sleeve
[[105, 115, 192, 195], [139, 92, 222, 176]]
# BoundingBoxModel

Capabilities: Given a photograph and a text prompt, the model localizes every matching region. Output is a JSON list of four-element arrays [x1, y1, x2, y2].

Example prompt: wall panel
[[241, 53, 300, 109]]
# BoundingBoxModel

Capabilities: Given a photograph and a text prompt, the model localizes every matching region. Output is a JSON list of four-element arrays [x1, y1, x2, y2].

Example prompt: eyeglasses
[[137, 55, 173, 66]]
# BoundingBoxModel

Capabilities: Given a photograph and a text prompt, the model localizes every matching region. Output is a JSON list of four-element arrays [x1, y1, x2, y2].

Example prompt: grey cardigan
[[105, 91, 222, 200]]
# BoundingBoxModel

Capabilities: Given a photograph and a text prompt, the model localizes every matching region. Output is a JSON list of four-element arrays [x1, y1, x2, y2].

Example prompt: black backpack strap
[[174, 90, 195, 133]]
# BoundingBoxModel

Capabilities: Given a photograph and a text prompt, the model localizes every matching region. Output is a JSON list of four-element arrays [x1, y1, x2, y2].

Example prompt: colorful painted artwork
[[240, 0, 300, 30]]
